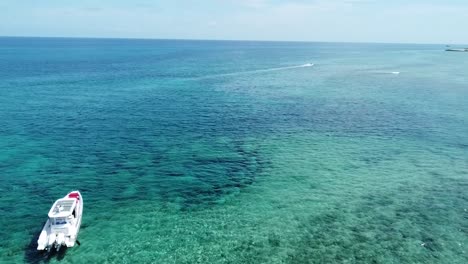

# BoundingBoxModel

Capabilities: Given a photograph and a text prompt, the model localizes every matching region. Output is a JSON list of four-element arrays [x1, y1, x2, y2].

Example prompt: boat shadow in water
[[24, 226, 69, 264]]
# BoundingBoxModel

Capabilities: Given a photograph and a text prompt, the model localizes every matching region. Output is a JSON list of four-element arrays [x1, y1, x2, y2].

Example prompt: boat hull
[[446, 49, 468, 52]]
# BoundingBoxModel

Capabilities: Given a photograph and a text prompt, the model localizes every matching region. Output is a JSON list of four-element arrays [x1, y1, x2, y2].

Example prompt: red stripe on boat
[[68, 193, 80, 200]]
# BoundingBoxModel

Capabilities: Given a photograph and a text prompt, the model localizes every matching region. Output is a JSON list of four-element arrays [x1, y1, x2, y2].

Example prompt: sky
[[0, 0, 467, 44]]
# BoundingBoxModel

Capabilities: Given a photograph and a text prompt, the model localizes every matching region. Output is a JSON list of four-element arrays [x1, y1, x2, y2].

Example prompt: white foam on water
[[369, 70, 401, 76], [249, 63, 314, 73], [195, 63, 314, 80]]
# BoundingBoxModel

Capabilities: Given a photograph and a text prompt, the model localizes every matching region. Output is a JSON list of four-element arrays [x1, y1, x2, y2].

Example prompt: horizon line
[[0, 35, 461, 46]]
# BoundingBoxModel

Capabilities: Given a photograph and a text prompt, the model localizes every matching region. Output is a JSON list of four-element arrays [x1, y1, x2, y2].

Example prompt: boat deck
[[48, 198, 77, 218]]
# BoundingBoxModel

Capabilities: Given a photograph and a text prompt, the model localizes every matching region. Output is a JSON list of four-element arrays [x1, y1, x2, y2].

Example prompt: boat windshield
[[53, 218, 67, 225]]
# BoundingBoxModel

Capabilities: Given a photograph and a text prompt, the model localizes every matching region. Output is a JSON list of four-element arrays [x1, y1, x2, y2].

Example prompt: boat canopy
[[48, 198, 77, 218]]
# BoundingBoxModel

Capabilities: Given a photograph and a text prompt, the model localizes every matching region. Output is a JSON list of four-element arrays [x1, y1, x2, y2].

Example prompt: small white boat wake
[[37, 191, 83, 251], [240, 63, 314, 74], [195, 63, 314, 80], [368, 70, 401, 75], [256, 63, 314, 73]]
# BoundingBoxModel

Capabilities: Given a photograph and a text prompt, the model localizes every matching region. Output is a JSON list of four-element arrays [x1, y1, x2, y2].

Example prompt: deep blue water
[[0, 37, 467, 263]]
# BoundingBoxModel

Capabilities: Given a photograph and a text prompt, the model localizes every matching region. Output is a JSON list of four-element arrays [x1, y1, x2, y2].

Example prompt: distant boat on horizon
[[445, 45, 468, 52]]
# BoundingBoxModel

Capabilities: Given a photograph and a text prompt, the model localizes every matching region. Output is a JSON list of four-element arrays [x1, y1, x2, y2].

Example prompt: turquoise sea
[[0, 37, 467, 263]]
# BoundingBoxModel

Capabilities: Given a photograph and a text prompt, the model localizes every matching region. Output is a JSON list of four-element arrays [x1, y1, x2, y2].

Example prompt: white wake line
[[193, 63, 314, 80], [369, 70, 401, 75], [377, 71, 400, 75]]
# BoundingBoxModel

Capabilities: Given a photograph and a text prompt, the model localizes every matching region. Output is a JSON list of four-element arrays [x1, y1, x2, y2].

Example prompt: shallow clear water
[[0, 38, 467, 263]]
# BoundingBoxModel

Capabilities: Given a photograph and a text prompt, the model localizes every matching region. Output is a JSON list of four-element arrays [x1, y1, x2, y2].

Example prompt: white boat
[[445, 48, 468, 52], [37, 191, 83, 251]]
